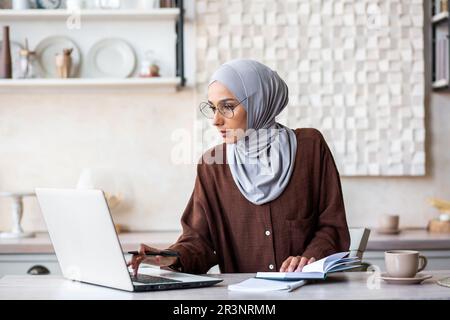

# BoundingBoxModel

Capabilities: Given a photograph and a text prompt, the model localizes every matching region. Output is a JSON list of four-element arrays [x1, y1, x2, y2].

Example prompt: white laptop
[[35, 188, 222, 292]]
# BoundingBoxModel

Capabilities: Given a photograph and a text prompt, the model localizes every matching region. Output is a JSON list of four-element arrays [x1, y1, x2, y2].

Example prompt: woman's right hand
[[126, 244, 179, 276]]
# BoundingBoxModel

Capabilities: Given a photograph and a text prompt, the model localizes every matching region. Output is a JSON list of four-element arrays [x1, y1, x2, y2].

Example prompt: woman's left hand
[[279, 256, 316, 272]]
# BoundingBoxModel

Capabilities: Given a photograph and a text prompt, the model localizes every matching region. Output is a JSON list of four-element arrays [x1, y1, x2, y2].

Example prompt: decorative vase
[[0, 26, 12, 79], [55, 48, 73, 78]]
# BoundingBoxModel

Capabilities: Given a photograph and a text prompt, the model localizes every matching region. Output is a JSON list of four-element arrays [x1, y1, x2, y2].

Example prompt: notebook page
[[301, 256, 326, 273], [328, 264, 362, 273], [324, 256, 358, 272], [302, 251, 349, 273]]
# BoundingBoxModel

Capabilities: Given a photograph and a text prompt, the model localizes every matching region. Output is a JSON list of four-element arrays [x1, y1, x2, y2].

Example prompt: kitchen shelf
[[0, 8, 180, 21], [0, 77, 181, 92], [0, 0, 186, 87], [432, 11, 449, 23]]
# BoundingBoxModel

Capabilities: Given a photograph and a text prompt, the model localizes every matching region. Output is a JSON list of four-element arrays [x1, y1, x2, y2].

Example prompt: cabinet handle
[[27, 265, 50, 275]]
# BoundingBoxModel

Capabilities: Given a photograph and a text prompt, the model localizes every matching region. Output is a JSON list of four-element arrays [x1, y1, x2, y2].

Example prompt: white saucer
[[376, 228, 401, 235], [380, 273, 432, 285]]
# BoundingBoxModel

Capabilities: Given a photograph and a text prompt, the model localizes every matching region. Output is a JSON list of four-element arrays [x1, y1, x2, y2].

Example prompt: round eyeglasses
[[199, 97, 248, 119]]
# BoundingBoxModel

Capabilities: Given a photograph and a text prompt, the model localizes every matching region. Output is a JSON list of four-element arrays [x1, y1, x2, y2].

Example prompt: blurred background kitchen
[[0, 0, 450, 274]]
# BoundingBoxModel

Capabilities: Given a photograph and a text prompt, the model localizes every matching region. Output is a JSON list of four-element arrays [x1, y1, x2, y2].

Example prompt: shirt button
[[269, 264, 274, 270], [265, 230, 271, 236]]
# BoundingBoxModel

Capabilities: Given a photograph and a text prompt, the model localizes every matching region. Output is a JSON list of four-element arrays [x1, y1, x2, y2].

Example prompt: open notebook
[[256, 251, 361, 280]]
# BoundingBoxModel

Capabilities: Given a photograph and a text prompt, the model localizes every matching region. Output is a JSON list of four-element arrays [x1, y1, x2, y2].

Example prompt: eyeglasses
[[199, 97, 248, 119]]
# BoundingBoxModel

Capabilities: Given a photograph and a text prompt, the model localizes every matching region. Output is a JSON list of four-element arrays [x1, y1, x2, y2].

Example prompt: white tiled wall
[[195, 0, 426, 176]]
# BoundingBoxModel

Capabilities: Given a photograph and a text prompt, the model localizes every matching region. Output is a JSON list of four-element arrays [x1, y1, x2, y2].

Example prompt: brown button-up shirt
[[169, 128, 350, 274]]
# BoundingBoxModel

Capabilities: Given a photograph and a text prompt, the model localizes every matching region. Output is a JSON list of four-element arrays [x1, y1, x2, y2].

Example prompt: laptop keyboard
[[129, 273, 181, 284]]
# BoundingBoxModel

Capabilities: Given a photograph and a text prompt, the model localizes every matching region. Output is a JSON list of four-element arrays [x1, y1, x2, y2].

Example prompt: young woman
[[128, 59, 350, 275]]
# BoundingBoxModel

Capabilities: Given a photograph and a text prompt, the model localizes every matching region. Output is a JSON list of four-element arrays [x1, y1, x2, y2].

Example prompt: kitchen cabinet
[[0, 254, 60, 276], [0, 231, 180, 277]]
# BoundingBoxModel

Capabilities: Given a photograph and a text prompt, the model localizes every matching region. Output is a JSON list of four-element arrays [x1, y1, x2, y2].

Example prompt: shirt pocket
[[285, 215, 316, 256]]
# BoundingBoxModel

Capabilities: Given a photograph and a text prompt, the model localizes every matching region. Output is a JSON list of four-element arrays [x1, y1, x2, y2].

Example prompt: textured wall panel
[[195, 0, 425, 176]]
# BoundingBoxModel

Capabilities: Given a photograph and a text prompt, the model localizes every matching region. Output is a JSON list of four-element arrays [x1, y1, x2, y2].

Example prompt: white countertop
[[0, 231, 181, 254], [1, 228, 450, 254], [1, 271, 449, 300], [0, 229, 450, 254]]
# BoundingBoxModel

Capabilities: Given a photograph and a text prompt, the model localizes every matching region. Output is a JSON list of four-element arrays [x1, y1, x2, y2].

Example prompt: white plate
[[35, 36, 81, 78], [86, 39, 136, 78], [0, 41, 23, 79]]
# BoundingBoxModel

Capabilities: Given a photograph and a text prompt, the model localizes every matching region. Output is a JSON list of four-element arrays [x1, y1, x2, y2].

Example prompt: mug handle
[[418, 255, 428, 272]]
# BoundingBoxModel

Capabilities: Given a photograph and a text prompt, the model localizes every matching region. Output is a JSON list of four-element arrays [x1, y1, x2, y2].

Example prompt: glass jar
[[139, 50, 160, 77], [19, 49, 42, 79]]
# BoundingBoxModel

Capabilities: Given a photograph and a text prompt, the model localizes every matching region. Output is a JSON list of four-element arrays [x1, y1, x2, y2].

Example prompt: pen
[[127, 250, 180, 257]]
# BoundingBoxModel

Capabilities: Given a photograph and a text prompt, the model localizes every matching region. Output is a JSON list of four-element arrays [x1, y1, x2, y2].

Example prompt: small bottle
[[18, 49, 29, 78], [0, 26, 12, 79]]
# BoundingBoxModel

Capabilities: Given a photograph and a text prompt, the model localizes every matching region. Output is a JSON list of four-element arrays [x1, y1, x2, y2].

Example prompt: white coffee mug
[[385, 250, 427, 278]]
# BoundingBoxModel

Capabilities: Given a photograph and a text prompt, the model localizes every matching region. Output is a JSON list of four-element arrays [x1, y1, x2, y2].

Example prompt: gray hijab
[[208, 59, 297, 205]]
